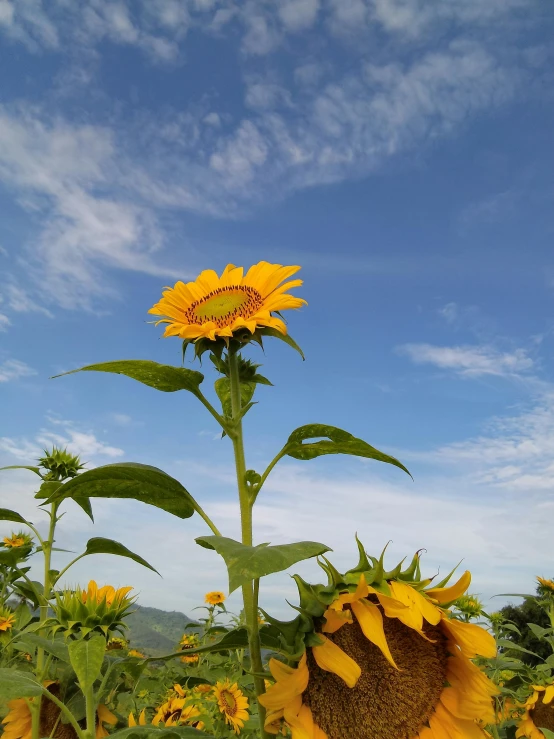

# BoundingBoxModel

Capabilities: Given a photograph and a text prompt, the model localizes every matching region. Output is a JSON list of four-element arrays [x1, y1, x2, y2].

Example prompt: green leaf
[[0, 507, 29, 525], [496, 638, 542, 658], [196, 536, 331, 593], [527, 623, 552, 639], [35, 481, 64, 499], [47, 463, 197, 520], [80, 537, 160, 574], [540, 730, 554, 739], [53, 360, 204, 394], [257, 328, 305, 360], [0, 465, 42, 476], [284, 424, 411, 477], [214, 378, 255, 418], [68, 634, 106, 690], [108, 727, 214, 739], [14, 633, 70, 663], [152, 628, 250, 661], [0, 668, 42, 699], [0, 546, 33, 565]]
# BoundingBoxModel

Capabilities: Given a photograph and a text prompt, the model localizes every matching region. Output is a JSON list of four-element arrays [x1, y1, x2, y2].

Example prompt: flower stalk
[[228, 348, 269, 739]]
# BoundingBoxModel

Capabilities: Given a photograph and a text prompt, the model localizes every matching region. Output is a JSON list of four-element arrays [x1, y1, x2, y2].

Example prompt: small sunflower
[[213, 680, 249, 734], [152, 685, 203, 729], [516, 685, 554, 739], [1, 684, 116, 739], [0, 605, 15, 632], [149, 262, 306, 341], [128, 649, 146, 658], [2, 533, 29, 548], [537, 577, 554, 594], [260, 546, 498, 739], [205, 591, 226, 605], [107, 636, 128, 650]]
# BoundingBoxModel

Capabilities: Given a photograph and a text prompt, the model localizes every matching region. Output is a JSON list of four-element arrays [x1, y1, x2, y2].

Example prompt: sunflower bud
[[454, 594, 484, 620], [38, 446, 84, 481], [51, 580, 134, 638]]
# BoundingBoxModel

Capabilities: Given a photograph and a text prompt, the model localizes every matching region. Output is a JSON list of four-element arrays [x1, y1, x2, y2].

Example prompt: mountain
[[125, 605, 199, 656]]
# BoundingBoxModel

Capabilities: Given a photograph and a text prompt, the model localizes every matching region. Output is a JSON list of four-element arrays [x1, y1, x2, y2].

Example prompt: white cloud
[[398, 343, 534, 377], [0, 358, 36, 382], [0, 313, 10, 331], [277, 0, 320, 32]]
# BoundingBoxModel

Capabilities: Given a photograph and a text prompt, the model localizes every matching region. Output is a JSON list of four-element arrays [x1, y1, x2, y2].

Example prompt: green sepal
[[397, 550, 423, 582], [428, 560, 463, 590], [345, 534, 372, 577], [305, 632, 326, 648], [292, 575, 327, 618], [383, 557, 407, 581], [317, 556, 345, 589], [256, 327, 305, 360]]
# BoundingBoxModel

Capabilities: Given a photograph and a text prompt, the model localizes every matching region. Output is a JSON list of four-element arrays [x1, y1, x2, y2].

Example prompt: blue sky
[[1, 0, 554, 619]]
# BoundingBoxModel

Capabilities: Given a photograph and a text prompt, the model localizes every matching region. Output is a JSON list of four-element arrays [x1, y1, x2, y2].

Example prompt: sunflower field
[[1, 262, 554, 739]]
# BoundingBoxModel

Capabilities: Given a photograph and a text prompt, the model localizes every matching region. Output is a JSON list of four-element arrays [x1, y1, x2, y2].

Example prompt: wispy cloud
[[397, 343, 534, 377], [0, 358, 36, 382]]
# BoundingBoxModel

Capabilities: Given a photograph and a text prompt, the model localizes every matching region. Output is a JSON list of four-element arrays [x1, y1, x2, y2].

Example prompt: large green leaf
[[0, 669, 42, 699], [196, 536, 331, 593], [284, 424, 411, 477], [0, 546, 33, 565], [214, 378, 255, 419], [47, 463, 197, 520], [257, 328, 305, 360], [81, 537, 159, 574], [0, 507, 29, 524], [53, 360, 204, 394], [109, 728, 213, 739], [68, 634, 106, 691], [540, 730, 554, 739], [14, 633, 70, 663]]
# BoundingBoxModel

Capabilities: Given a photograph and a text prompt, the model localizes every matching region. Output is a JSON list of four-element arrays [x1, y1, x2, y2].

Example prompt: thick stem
[[85, 686, 96, 739], [32, 502, 59, 739], [228, 350, 269, 739]]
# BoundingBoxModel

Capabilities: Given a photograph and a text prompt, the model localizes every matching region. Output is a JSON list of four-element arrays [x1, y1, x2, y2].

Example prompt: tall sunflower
[[1, 684, 116, 739], [213, 680, 249, 734], [259, 546, 498, 739], [516, 685, 554, 739], [148, 262, 306, 341]]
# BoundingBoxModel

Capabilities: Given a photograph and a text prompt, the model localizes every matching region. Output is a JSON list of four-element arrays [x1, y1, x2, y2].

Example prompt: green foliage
[[0, 669, 42, 699], [284, 424, 412, 476], [68, 634, 106, 690], [501, 592, 552, 665], [81, 538, 159, 575], [109, 729, 214, 739], [47, 463, 198, 521], [0, 508, 30, 525], [54, 360, 204, 394], [196, 536, 331, 593]]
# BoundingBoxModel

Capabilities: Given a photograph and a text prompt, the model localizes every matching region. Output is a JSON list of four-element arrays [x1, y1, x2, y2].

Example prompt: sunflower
[[3, 534, 27, 548], [82, 581, 133, 606], [1, 684, 116, 739], [205, 590, 226, 605], [537, 577, 554, 594], [516, 685, 554, 739], [213, 680, 249, 734], [148, 262, 306, 341], [260, 548, 498, 739], [107, 636, 128, 650], [0, 605, 15, 631], [128, 649, 146, 658], [152, 684, 203, 729]]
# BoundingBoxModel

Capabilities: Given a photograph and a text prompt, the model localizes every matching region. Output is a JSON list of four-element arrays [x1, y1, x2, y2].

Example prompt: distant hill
[[125, 605, 199, 656]]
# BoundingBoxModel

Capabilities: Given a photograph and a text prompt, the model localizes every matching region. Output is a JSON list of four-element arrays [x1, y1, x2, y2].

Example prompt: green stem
[[32, 501, 59, 739], [194, 389, 230, 432], [228, 350, 269, 739], [85, 685, 96, 739], [253, 447, 289, 503], [54, 552, 87, 584], [41, 687, 87, 739], [192, 502, 222, 537]]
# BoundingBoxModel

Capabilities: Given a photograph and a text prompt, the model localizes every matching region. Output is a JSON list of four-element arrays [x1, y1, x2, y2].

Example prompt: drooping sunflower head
[[52, 580, 135, 638], [179, 632, 200, 664], [260, 541, 498, 739], [38, 446, 84, 481], [205, 591, 226, 606], [128, 648, 146, 658], [148, 262, 306, 345], [537, 577, 554, 594], [516, 685, 554, 739], [2, 531, 32, 549], [0, 605, 15, 632], [106, 636, 128, 651], [213, 680, 249, 734]]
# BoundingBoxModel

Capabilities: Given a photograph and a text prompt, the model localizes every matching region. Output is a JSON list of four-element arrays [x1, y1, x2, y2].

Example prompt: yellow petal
[[259, 654, 309, 710], [544, 685, 554, 704], [351, 599, 399, 669], [311, 635, 361, 688], [441, 618, 496, 658], [426, 571, 471, 604], [322, 608, 353, 634]]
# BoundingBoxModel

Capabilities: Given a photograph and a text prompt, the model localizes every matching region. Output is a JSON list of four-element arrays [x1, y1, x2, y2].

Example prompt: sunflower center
[[220, 689, 238, 716], [304, 616, 448, 739], [531, 696, 554, 732], [185, 286, 263, 327]]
